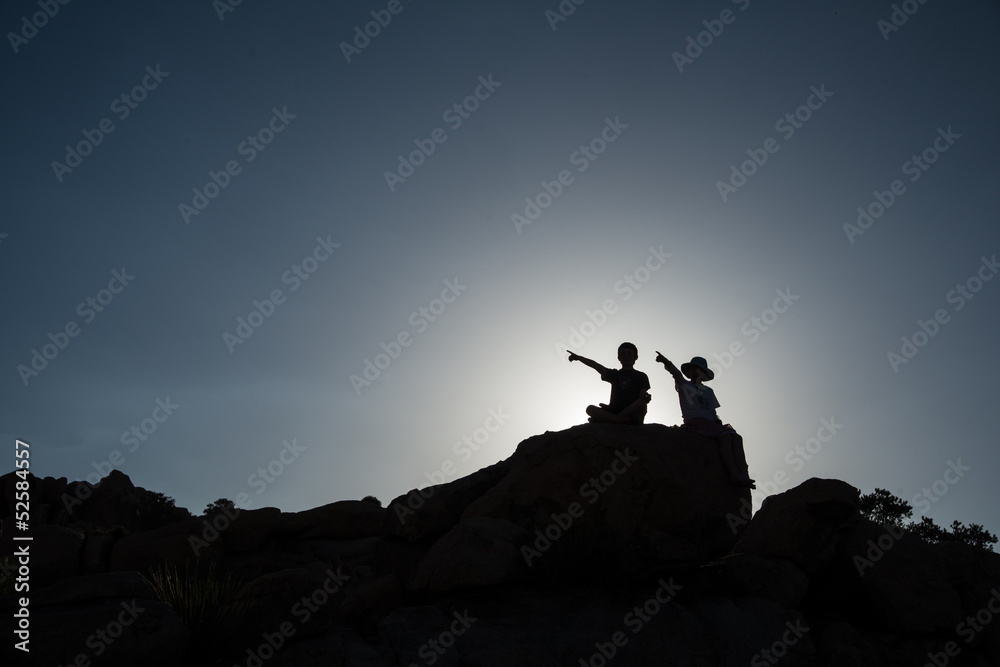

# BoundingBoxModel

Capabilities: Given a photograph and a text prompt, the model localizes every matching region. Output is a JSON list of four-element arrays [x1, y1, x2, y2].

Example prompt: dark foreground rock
[[388, 423, 750, 590], [2, 425, 999, 666], [1, 572, 190, 666]]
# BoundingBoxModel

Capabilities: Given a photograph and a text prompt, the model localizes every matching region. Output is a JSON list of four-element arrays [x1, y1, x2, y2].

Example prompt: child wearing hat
[[655, 352, 755, 488], [568, 342, 651, 424]]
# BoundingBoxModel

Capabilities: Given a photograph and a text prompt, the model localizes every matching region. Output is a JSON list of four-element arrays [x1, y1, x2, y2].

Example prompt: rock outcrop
[[2, 424, 998, 666], [392, 424, 749, 590]]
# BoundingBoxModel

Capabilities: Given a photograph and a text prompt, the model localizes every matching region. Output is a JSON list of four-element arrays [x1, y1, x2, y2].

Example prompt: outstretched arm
[[567, 351, 610, 375], [655, 351, 684, 383]]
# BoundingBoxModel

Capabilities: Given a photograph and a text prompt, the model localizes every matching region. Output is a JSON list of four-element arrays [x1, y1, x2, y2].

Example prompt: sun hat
[[681, 356, 714, 381]]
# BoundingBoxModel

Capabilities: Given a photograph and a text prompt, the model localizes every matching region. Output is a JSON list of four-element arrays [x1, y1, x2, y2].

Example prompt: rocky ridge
[[2, 423, 998, 666]]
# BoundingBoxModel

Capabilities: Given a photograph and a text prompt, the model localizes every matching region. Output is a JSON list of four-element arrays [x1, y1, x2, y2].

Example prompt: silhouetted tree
[[361, 495, 382, 507], [203, 498, 237, 515], [135, 488, 190, 530], [936, 519, 997, 551], [859, 488, 997, 552], [858, 488, 913, 526], [905, 515, 949, 543]]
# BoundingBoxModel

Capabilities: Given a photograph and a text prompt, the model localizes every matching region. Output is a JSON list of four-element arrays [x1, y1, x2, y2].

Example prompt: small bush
[[203, 498, 236, 516], [135, 488, 191, 530], [146, 561, 248, 654]]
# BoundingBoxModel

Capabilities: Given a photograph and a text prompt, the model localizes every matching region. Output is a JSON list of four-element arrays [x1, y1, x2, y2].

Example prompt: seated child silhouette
[[656, 352, 755, 488], [568, 342, 651, 424]]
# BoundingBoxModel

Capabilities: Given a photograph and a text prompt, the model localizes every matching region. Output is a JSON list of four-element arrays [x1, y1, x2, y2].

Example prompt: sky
[[3, 0, 999, 536]]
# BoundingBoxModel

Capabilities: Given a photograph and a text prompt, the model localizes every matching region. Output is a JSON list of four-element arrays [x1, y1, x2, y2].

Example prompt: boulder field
[[2, 423, 998, 665]]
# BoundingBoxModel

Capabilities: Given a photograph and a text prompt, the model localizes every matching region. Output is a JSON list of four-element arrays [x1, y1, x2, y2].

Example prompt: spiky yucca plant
[[146, 561, 248, 652]]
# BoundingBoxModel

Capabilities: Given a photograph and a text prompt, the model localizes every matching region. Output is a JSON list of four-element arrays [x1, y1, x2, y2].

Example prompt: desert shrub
[[203, 498, 236, 515], [135, 488, 191, 530], [146, 560, 248, 654]]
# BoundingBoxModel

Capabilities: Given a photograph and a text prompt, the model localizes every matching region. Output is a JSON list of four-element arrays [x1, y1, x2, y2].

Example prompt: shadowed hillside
[[3, 424, 999, 666]]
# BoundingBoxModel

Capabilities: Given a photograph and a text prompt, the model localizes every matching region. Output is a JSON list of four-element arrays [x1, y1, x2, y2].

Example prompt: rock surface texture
[[2, 424, 998, 666]]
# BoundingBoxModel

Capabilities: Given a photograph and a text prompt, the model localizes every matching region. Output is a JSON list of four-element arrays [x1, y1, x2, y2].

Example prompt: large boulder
[[220, 506, 283, 553], [68, 470, 142, 530], [728, 477, 1000, 663], [459, 423, 750, 579], [283, 500, 386, 540], [82, 534, 118, 574], [413, 517, 529, 592], [703, 552, 811, 610], [24, 525, 85, 587], [374, 583, 809, 666], [30, 571, 157, 605], [382, 460, 511, 543], [110, 515, 221, 572], [375, 424, 750, 589], [267, 627, 387, 667], [843, 519, 965, 634], [733, 477, 860, 573], [0, 471, 64, 523], [233, 564, 355, 647]]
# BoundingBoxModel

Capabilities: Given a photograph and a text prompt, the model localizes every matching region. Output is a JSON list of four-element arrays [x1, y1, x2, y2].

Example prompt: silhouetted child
[[656, 352, 755, 488], [568, 342, 651, 424]]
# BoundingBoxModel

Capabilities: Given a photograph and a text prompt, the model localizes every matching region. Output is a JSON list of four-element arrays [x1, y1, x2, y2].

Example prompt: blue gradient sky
[[3, 0, 999, 533]]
